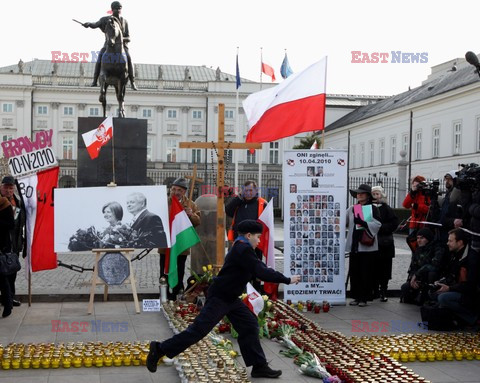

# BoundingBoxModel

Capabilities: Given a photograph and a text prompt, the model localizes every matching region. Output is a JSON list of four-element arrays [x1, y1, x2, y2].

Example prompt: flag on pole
[[165, 196, 201, 289], [257, 199, 278, 299], [280, 53, 293, 79], [243, 282, 265, 316], [310, 140, 319, 150], [20, 166, 59, 272], [261, 62, 276, 82], [244, 57, 327, 143], [81, 116, 113, 159], [236, 54, 241, 89]]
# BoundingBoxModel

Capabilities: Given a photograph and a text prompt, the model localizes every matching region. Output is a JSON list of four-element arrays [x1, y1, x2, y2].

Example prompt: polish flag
[[20, 167, 59, 272], [257, 199, 278, 299], [244, 57, 327, 143], [261, 62, 276, 82], [81, 116, 113, 159], [243, 282, 265, 316], [310, 140, 319, 150]]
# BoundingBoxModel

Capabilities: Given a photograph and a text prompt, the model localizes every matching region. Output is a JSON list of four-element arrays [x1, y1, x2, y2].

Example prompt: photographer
[[432, 229, 479, 326], [400, 228, 446, 305], [402, 175, 431, 235], [437, 171, 461, 243]]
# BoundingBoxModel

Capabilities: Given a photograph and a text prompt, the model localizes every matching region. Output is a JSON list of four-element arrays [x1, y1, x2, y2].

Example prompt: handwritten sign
[[142, 299, 161, 312]]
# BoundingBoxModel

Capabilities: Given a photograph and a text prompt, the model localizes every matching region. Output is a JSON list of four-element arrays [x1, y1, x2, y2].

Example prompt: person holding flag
[[158, 178, 201, 300], [147, 220, 300, 378]]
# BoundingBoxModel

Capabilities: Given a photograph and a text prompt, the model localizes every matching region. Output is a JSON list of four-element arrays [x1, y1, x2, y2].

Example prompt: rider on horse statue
[[83, 1, 138, 91]]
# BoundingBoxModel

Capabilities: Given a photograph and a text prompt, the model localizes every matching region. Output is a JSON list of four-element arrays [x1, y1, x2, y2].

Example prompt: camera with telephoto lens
[[428, 277, 447, 292], [456, 163, 480, 191], [416, 179, 440, 199]]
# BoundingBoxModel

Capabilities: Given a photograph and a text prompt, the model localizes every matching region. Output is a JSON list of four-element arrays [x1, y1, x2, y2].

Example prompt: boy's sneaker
[[251, 363, 282, 378], [146, 341, 164, 373]]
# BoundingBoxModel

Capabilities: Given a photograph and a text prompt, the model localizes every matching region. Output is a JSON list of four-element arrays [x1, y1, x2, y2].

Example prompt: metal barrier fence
[[348, 176, 398, 207]]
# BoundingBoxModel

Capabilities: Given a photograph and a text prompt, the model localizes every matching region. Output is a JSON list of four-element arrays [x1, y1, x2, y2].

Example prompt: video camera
[[456, 163, 480, 191], [416, 179, 440, 199]]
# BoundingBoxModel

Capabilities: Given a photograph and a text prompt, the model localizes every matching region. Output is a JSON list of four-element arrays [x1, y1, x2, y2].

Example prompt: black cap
[[1, 176, 15, 185], [349, 184, 372, 198], [237, 220, 263, 235], [172, 177, 188, 190], [417, 228, 434, 242]]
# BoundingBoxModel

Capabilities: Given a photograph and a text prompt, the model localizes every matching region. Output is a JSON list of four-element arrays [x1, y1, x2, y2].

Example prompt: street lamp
[[465, 51, 480, 78]]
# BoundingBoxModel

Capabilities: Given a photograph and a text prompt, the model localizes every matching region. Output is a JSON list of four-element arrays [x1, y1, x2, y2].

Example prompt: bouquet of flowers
[[68, 226, 101, 251], [100, 223, 145, 248]]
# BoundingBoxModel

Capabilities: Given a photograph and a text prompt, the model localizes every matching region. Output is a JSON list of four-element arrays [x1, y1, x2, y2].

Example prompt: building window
[[89, 107, 100, 116], [37, 105, 48, 115], [167, 124, 177, 132], [192, 148, 202, 163], [225, 149, 233, 164], [402, 134, 409, 160], [142, 108, 153, 118], [379, 139, 385, 165], [246, 149, 256, 164], [147, 137, 153, 161], [432, 126, 440, 158], [166, 139, 177, 162], [192, 110, 202, 119], [167, 109, 177, 119], [225, 124, 234, 132], [415, 131, 422, 160], [368, 141, 374, 166], [453, 121, 462, 155], [192, 125, 203, 133], [2, 118, 13, 128], [390, 136, 397, 163], [63, 106, 74, 116], [2, 103, 13, 113], [1, 133, 13, 142], [269, 142, 279, 164], [360, 143, 365, 168], [63, 121, 74, 130], [62, 136, 74, 160], [36, 120, 48, 130], [225, 110, 234, 119], [351, 144, 356, 168]]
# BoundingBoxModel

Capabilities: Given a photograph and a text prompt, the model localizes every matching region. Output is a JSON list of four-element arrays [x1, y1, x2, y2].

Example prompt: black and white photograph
[[54, 185, 170, 252]]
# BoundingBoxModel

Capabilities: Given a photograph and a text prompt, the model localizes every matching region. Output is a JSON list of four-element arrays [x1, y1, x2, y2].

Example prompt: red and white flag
[[257, 199, 279, 299], [244, 57, 327, 143], [81, 116, 113, 159], [19, 166, 59, 272], [243, 282, 265, 316], [261, 62, 276, 82], [310, 140, 319, 150]]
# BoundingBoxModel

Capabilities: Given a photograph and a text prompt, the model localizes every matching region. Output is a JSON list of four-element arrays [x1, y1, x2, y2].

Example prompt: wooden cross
[[179, 103, 261, 266], [185, 164, 204, 207]]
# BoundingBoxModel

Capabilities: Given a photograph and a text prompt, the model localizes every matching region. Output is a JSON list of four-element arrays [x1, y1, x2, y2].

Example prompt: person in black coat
[[146, 220, 300, 379], [0, 196, 15, 317], [372, 186, 399, 302]]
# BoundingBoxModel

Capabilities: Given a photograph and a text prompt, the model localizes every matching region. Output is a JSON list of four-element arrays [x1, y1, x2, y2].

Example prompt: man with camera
[[431, 228, 479, 326], [400, 228, 446, 305], [402, 175, 431, 236], [437, 171, 462, 243]]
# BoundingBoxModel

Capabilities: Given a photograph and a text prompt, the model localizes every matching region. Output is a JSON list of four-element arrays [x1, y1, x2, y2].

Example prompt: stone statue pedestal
[[191, 194, 225, 273], [77, 117, 147, 187]]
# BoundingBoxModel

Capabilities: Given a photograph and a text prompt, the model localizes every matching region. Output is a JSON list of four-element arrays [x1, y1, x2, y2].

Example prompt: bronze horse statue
[[99, 16, 128, 118]]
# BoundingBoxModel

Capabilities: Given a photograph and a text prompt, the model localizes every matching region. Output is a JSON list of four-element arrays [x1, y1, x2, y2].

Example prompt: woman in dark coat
[[372, 186, 399, 302], [0, 196, 15, 317]]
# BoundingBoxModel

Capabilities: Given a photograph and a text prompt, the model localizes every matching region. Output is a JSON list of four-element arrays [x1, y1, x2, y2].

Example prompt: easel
[[88, 248, 140, 314], [179, 103, 261, 266]]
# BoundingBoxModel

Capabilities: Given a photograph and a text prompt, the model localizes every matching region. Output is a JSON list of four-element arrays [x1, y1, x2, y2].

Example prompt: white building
[[325, 57, 480, 186], [0, 59, 379, 206]]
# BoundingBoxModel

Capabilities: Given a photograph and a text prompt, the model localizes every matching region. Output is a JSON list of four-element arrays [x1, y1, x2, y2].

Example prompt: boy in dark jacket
[[147, 220, 300, 378]]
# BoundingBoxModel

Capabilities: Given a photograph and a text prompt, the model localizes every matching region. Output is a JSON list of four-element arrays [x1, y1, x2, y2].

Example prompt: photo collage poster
[[283, 150, 348, 304]]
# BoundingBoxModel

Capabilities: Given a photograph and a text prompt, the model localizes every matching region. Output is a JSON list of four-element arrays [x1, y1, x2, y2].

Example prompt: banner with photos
[[283, 150, 348, 304]]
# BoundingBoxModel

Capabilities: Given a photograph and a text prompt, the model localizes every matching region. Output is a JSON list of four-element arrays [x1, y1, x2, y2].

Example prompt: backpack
[[420, 301, 457, 331]]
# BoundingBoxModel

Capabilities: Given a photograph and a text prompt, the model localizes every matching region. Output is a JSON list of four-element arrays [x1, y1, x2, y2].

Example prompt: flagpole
[[111, 117, 116, 185], [258, 47, 263, 195], [234, 47, 240, 191], [260, 47, 263, 90]]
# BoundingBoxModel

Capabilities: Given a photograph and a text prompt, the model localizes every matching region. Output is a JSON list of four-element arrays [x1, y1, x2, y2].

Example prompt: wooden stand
[[88, 248, 140, 314]]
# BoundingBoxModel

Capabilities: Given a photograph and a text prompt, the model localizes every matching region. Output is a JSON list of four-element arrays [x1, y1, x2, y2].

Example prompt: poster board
[[283, 149, 348, 304]]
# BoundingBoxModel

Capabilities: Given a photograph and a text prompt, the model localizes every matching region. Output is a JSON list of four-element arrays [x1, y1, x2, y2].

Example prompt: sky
[[2, 0, 480, 96]]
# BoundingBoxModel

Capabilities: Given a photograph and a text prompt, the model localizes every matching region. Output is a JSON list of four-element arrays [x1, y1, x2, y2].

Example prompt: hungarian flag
[[243, 282, 265, 316], [165, 196, 200, 288], [244, 57, 327, 143], [20, 166, 59, 272], [81, 116, 113, 159], [261, 62, 276, 82], [257, 199, 278, 299]]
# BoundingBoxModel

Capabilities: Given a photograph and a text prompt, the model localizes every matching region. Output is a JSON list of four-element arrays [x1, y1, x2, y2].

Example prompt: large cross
[[179, 103, 261, 266]]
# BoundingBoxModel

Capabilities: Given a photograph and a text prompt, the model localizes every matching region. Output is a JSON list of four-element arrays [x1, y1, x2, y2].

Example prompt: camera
[[416, 179, 440, 199], [428, 277, 447, 292], [456, 163, 480, 191]]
